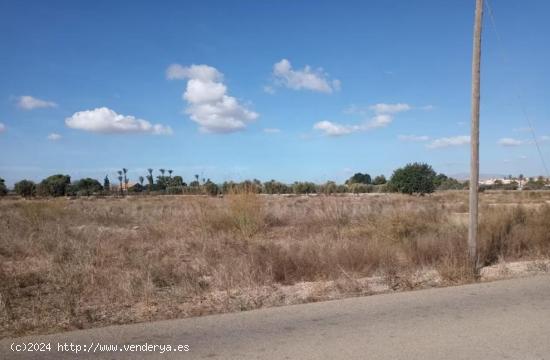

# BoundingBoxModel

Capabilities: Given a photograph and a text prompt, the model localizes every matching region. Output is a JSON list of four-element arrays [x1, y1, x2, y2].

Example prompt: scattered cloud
[[47, 133, 62, 141], [457, 121, 466, 126], [17, 96, 57, 110], [498, 137, 524, 147], [398, 134, 430, 142], [271, 59, 340, 93], [65, 107, 173, 135], [369, 103, 411, 114], [0, 123, 5, 133], [540, 135, 550, 142], [314, 103, 412, 136], [166, 63, 222, 81], [263, 85, 275, 94], [167, 64, 258, 133], [426, 135, 470, 149], [263, 128, 281, 133], [313, 121, 359, 136], [519, 155, 528, 160], [367, 114, 393, 128], [345, 103, 428, 116]]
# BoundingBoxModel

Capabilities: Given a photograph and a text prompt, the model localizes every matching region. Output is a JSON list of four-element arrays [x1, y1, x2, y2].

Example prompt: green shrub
[[14, 179, 36, 197], [389, 163, 436, 195]]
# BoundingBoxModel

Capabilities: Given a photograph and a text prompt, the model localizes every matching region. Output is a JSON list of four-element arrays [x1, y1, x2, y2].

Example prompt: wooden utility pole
[[469, 0, 484, 270]]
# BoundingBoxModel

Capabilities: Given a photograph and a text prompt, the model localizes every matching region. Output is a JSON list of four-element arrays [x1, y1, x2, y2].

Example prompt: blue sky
[[1, 0, 549, 186]]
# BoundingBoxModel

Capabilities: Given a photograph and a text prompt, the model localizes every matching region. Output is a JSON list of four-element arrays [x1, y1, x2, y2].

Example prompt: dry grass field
[[1, 191, 550, 338]]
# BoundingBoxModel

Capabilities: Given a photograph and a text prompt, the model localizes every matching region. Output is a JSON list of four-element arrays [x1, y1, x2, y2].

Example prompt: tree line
[[0, 163, 547, 199]]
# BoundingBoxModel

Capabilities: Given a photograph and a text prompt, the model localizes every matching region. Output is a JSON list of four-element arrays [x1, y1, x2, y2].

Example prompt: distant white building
[[479, 178, 518, 186]]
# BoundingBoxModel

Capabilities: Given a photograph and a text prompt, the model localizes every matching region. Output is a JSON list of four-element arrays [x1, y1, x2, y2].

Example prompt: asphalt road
[[2, 275, 550, 359]]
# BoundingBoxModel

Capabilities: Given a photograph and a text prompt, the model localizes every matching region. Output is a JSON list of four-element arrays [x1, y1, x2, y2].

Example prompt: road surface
[[2, 275, 550, 359]]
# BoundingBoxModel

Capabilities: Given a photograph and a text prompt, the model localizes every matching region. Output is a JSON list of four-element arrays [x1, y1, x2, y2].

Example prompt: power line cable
[[485, 0, 550, 178]]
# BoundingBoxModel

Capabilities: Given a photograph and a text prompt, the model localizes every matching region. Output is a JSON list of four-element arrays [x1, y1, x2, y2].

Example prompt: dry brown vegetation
[[1, 190, 550, 338]]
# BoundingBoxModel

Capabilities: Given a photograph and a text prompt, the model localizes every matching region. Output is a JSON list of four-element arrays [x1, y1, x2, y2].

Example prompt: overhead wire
[[484, 0, 550, 178]]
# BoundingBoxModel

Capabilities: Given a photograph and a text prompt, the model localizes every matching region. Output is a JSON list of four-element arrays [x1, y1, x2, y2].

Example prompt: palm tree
[[122, 168, 129, 191], [159, 168, 166, 177], [117, 170, 123, 195], [168, 169, 173, 178], [147, 168, 154, 192], [139, 176, 144, 186]]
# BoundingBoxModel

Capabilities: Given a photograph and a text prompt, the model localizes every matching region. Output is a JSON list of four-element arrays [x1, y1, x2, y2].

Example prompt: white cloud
[[313, 121, 359, 136], [47, 133, 62, 141], [398, 134, 430, 142], [166, 63, 222, 81], [420, 105, 435, 111], [65, 107, 173, 135], [366, 114, 393, 128], [263, 128, 281, 133], [540, 135, 550, 142], [272, 59, 340, 93], [498, 137, 523, 147], [167, 64, 258, 133], [0, 123, 5, 133], [427, 135, 470, 149], [314, 103, 413, 136], [369, 103, 411, 114], [17, 96, 57, 110]]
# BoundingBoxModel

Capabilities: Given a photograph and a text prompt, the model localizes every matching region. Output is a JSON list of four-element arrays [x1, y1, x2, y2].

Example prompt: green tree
[[372, 175, 387, 185], [433, 173, 449, 188], [0, 178, 7, 196], [37, 174, 71, 197], [203, 180, 220, 196], [14, 180, 36, 197], [147, 168, 154, 192], [139, 176, 144, 187], [122, 168, 129, 191], [103, 175, 110, 193], [389, 163, 436, 195], [345, 172, 372, 185], [71, 178, 103, 196], [117, 170, 123, 195]]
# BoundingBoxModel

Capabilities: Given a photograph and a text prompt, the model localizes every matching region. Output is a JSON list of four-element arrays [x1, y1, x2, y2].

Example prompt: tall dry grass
[[1, 191, 550, 337]]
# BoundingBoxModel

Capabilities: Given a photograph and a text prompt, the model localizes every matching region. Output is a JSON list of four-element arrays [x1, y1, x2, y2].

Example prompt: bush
[[263, 180, 291, 194], [319, 181, 338, 195], [14, 179, 36, 197], [0, 178, 7, 196], [72, 178, 103, 196], [372, 175, 387, 185], [203, 181, 220, 196], [437, 177, 466, 190], [292, 181, 318, 194], [346, 172, 371, 185], [37, 174, 71, 197], [389, 163, 436, 195], [348, 183, 373, 193]]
